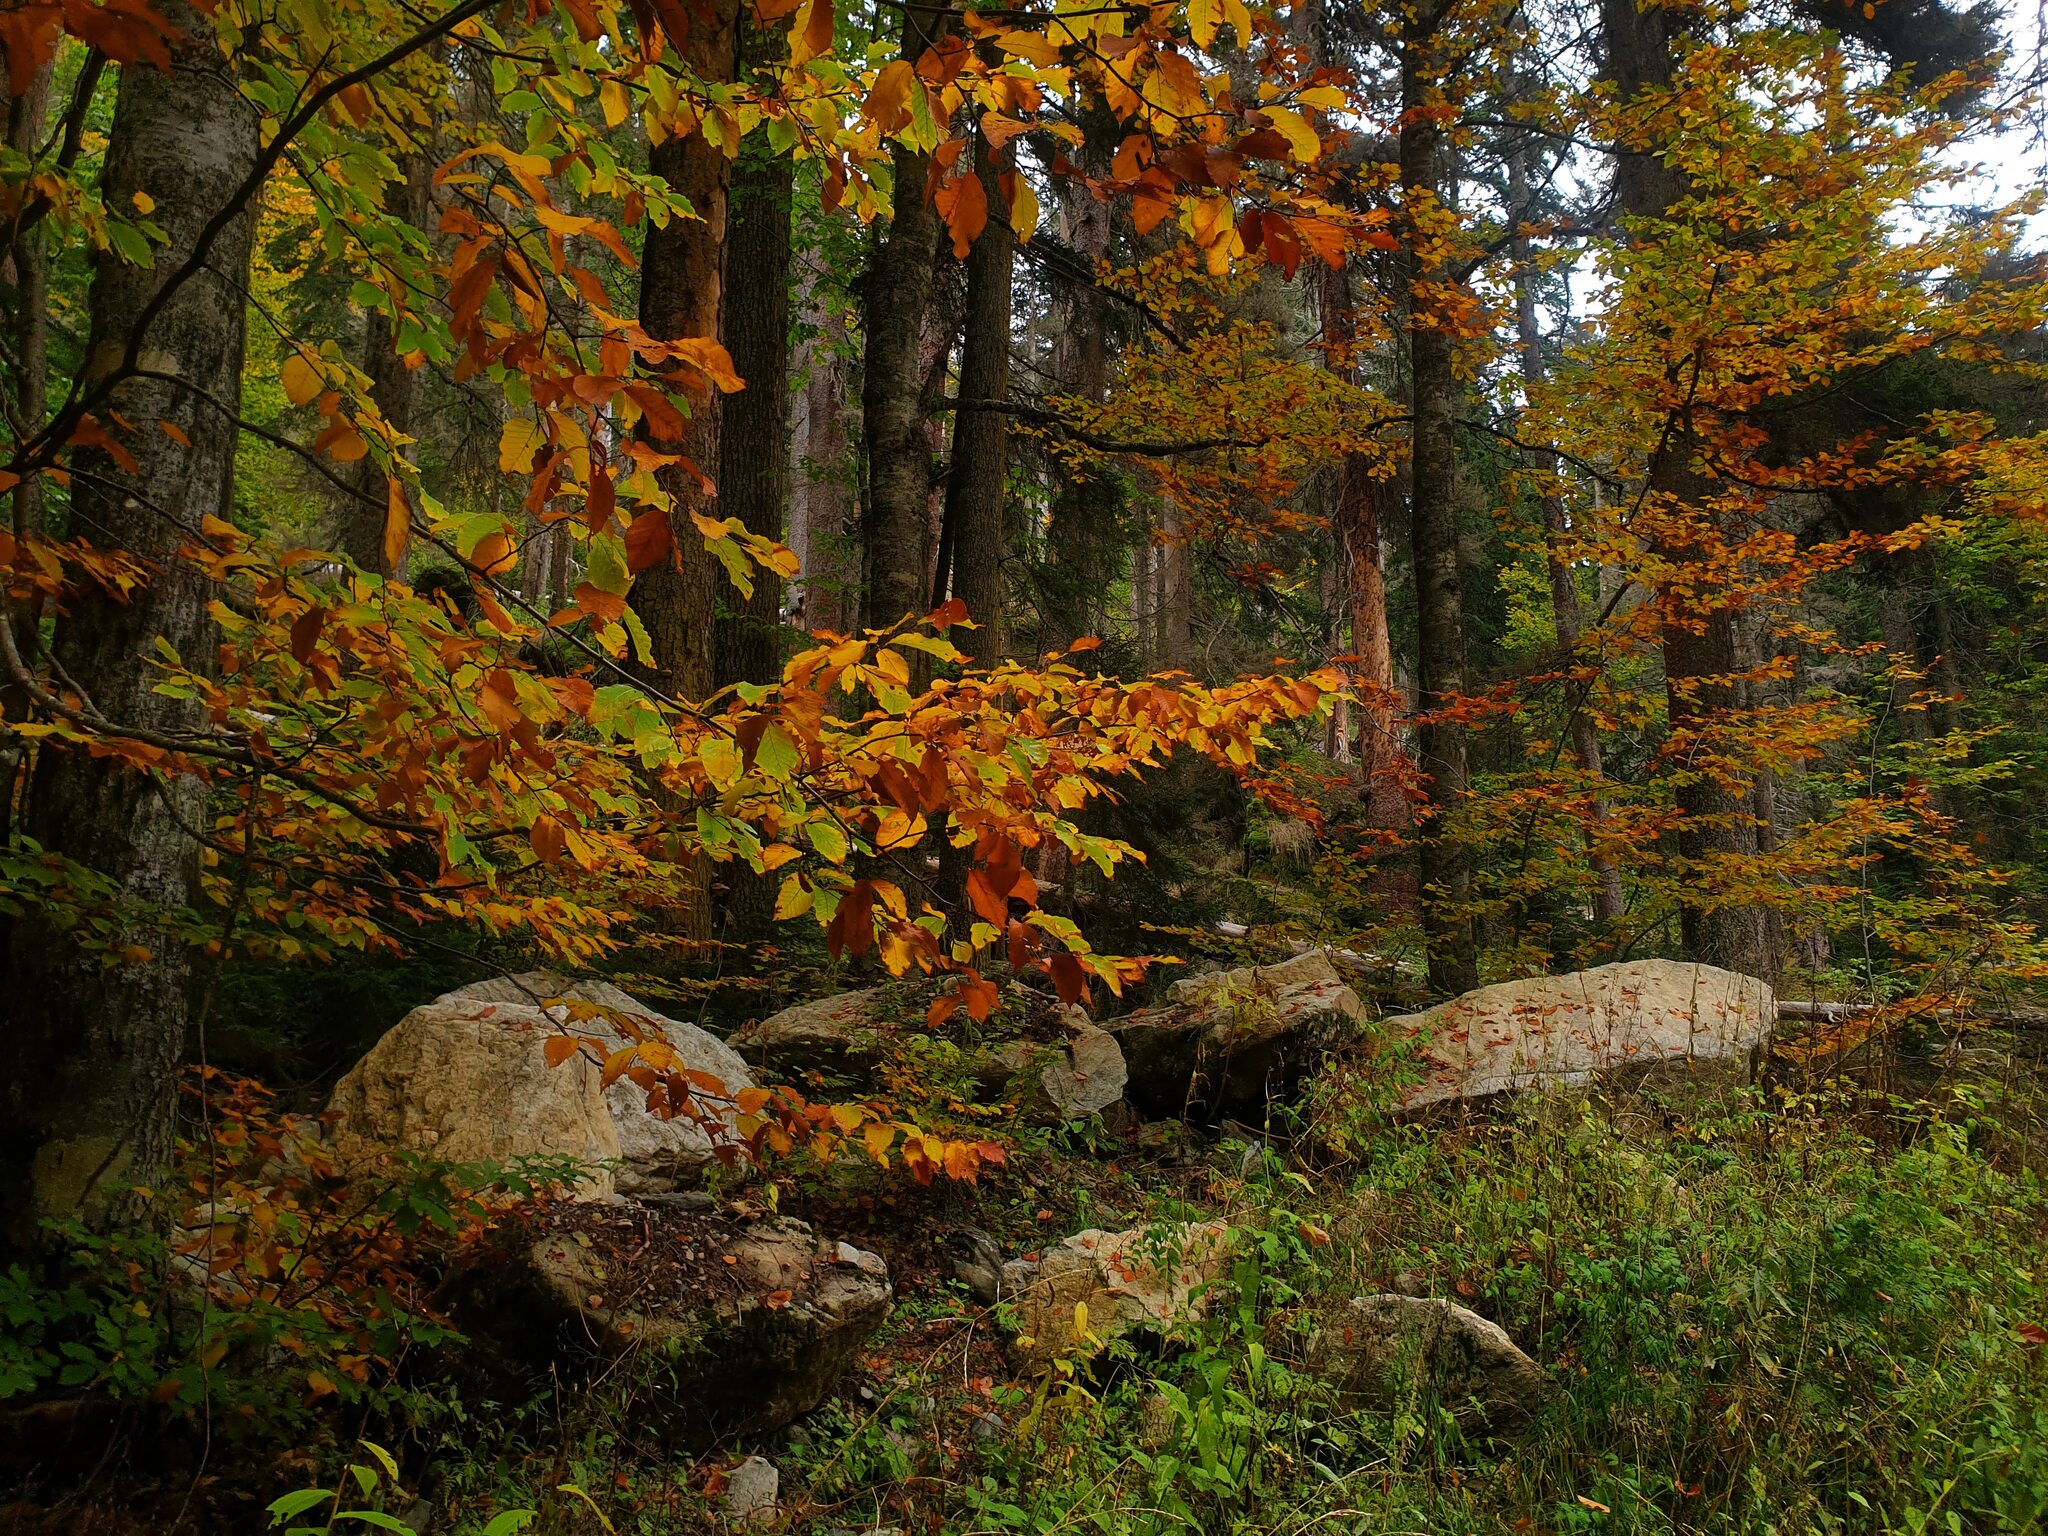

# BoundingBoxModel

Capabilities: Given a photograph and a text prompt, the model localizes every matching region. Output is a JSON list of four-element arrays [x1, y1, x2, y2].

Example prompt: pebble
[[725, 1455, 779, 1529]]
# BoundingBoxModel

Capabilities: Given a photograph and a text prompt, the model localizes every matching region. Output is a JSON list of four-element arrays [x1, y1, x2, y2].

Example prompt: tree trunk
[[1507, 151, 1624, 927], [945, 132, 1012, 668], [2, 62, 54, 844], [1600, 0, 1777, 983], [714, 125, 793, 692], [1, 3, 261, 1246], [1317, 258, 1407, 828], [710, 92, 793, 942], [632, 0, 740, 701], [1400, 15, 1478, 995], [1158, 495, 1192, 670], [1040, 114, 1114, 648], [861, 3, 952, 631], [800, 307, 854, 633], [338, 149, 432, 577]]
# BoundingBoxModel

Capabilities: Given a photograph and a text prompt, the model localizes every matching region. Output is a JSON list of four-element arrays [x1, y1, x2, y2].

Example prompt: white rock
[[1383, 959, 1773, 1113], [725, 1456, 779, 1528], [1005, 1220, 1233, 1368], [328, 972, 756, 1195]]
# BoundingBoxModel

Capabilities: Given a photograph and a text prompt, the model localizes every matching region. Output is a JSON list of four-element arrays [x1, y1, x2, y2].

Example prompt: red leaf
[[624, 506, 674, 573], [1046, 952, 1088, 1006], [289, 605, 325, 664]]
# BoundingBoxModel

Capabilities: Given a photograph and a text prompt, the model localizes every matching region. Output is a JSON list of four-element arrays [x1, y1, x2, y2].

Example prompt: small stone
[[725, 1456, 779, 1528], [971, 1411, 1006, 1442], [1392, 1270, 1428, 1297], [638, 1189, 714, 1211]]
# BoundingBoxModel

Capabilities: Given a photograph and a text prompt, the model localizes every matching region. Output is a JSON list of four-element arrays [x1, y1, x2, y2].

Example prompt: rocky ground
[[6, 956, 2045, 1535]]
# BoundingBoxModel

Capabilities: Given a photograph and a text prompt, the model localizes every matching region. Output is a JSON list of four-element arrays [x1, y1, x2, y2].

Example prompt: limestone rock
[[731, 989, 885, 1078], [990, 1011, 1129, 1120], [725, 1456, 780, 1528], [737, 989, 1128, 1123], [1307, 1294, 1544, 1432], [1005, 1220, 1232, 1368], [466, 1206, 892, 1446], [329, 972, 755, 1196], [1383, 960, 1773, 1114], [1111, 952, 1365, 1118]]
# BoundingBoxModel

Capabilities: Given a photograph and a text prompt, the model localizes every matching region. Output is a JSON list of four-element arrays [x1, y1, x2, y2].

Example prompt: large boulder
[[984, 1015, 1129, 1121], [461, 1204, 892, 1446], [1004, 1220, 1232, 1369], [730, 989, 886, 1079], [1109, 951, 1365, 1118], [735, 986, 1128, 1123], [1383, 960, 1773, 1114], [328, 972, 755, 1196], [1306, 1294, 1544, 1433]]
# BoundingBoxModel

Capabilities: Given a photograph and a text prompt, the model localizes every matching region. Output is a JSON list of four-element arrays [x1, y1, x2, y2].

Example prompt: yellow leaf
[[997, 29, 1060, 64], [600, 78, 629, 129], [774, 873, 813, 920], [280, 353, 321, 408], [1265, 107, 1319, 164], [131, 190, 155, 215], [499, 416, 546, 474], [382, 478, 410, 574], [1010, 172, 1040, 245], [862, 1119, 897, 1162]]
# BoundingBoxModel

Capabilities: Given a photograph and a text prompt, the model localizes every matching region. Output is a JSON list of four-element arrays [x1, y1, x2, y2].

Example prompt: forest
[[3, 0, 2048, 1528]]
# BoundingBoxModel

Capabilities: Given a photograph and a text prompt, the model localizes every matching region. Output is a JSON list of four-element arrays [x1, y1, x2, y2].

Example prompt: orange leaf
[[289, 605, 325, 664], [531, 814, 568, 867], [313, 421, 369, 463], [544, 1035, 583, 1068], [624, 506, 674, 574], [382, 478, 410, 573], [936, 161, 988, 259], [863, 58, 916, 133]]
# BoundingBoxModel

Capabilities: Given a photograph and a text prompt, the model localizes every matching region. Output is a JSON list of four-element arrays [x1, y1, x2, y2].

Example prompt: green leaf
[[335, 1513, 415, 1532], [806, 820, 849, 864], [754, 723, 801, 782], [267, 1488, 332, 1523], [481, 1514, 536, 1536], [362, 1442, 401, 1484]]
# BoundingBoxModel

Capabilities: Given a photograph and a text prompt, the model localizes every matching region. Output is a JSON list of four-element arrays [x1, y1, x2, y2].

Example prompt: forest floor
[[5, 1018, 2048, 1536]]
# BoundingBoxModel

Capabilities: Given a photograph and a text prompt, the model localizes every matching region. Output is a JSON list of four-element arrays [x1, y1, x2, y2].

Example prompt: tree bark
[[2, 61, 54, 844], [944, 132, 1012, 667], [1158, 495, 1192, 670], [799, 305, 854, 633], [1600, 0, 1778, 983], [861, 3, 952, 631], [1040, 118, 1114, 649], [1400, 11, 1479, 995], [632, 0, 740, 701], [1317, 258, 1407, 828], [1, 3, 261, 1246], [337, 149, 432, 577], [714, 125, 793, 692]]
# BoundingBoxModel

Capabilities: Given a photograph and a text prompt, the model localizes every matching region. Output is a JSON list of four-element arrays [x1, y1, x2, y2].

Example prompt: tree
[[714, 115, 794, 692], [631, 0, 742, 701], [860, 2, 952, 633], [943, 129, 1014, 667], [1, 0, 263, 1240], [1399, 0, 1479, 993]]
